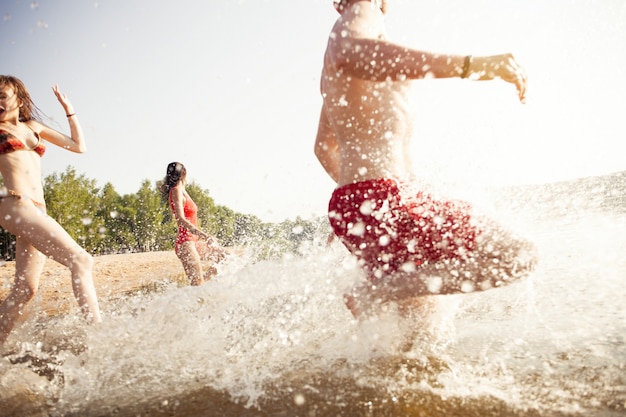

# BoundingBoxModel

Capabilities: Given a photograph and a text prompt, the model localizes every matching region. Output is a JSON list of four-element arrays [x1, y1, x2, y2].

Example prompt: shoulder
[[169, 185, 182, 199], [26, 120, 63, 143], [171, 186, 189, 200], [24, 119, 44, 134], [327, 4, 384, 50], [340, 2, 384, 35]]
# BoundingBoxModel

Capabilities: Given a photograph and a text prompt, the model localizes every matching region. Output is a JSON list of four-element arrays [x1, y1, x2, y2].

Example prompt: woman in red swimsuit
[[0, 75, 102, 345], [160, 162, 226, 286]]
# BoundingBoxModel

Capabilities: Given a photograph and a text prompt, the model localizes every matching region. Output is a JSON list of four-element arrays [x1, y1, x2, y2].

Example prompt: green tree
[[96, 183, 136, 253], [0, 179, 15, 259], [44, 166, 104, 253], [0, 227, 15, 259], [211, 205, 237, 245], [233, 213, 264, 244], [131, 180, 166, 252]]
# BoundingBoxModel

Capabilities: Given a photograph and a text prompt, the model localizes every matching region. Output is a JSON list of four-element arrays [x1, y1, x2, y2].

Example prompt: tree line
[[0, 166, 329, 261]]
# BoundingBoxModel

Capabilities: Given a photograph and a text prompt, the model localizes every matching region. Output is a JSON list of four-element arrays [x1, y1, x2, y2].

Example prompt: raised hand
[[52, 84, 75, 115]]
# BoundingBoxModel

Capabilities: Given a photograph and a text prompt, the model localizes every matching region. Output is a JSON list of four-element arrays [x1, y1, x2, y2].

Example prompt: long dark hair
[[0, 75, 44, 122], [159, 162, 186, 200]]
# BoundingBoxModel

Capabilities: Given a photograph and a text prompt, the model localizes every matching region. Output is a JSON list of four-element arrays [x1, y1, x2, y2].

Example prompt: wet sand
[[0, 251, 186, 317]]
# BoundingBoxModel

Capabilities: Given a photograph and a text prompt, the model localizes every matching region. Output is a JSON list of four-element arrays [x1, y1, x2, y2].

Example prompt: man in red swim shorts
[[315, 0, 537, 317]]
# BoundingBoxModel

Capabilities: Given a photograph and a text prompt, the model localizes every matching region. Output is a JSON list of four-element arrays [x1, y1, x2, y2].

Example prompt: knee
[[69, 250, 94, 274]]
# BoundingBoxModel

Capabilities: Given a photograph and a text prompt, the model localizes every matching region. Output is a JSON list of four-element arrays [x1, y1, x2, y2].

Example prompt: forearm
[[66, 114, 87, 152], [180, 219, 210, 240], [463, 54, 517, 81], [52, 85, 88, 152]]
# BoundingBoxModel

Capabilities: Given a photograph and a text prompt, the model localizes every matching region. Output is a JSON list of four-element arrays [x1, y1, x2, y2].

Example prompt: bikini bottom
[[0, 188, 46, 211]]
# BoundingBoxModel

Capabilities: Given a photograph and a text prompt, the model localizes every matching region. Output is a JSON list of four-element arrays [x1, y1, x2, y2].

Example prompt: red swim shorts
[[328, 178, 480, 281]]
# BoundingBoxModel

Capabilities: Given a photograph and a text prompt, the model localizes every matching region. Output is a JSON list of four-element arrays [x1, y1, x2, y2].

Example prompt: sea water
[[1, 174, 625, 417]]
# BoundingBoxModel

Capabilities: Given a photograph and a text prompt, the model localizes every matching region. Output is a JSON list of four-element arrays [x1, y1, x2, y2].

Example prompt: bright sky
[[2, 0, 625, 222]]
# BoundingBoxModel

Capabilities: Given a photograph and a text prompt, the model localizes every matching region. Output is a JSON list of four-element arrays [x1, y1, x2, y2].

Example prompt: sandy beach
[[0, 251, 186, 318]]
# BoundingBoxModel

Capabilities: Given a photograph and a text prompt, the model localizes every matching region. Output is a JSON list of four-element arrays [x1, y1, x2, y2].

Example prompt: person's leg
[[67, 250, 100, 321], [342, 202, 538, 317], [0, 239, 46, 344], [176, 241, 204, 286], [195, 240, 228, 281], [450, 214, 538, 292], [0, 199, 102, 326], [196, 240, 228, 263], [359, 222, 534, 291]]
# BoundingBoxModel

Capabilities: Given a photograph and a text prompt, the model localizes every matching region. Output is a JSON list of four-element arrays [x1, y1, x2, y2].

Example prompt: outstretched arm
[[329, 35, 527, 102], [314, 106, 340, 183], [34, 85, 87, 153]]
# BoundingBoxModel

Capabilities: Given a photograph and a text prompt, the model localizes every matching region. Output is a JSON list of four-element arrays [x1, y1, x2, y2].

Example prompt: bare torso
[[0, 121, 45, 202], [320, 4, 416, 186]]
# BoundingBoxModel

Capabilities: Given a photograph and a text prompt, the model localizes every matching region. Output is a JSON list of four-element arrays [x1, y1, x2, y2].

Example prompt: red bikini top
[[0, 128, 46, 157]]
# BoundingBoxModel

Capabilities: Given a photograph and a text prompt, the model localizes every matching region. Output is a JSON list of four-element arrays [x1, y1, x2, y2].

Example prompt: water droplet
[[400, 262, 415, 273], [426, 276, 443, 293], [461, 280, 475, 293], [294, 393, 305, 405], [359, 200, 374, 215], [347, 222, 365, 237]]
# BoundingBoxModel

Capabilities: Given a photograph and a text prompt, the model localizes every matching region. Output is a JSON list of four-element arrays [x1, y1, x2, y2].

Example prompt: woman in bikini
[[160, 162, 226, 286], [0, 75, 102, 345]]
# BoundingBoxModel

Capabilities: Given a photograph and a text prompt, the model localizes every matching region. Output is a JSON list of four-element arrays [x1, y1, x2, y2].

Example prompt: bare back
[[320, 3, 415, 186]]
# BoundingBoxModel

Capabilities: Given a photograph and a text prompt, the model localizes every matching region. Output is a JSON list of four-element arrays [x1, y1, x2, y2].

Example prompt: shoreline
[[0, 251, 185, 317]]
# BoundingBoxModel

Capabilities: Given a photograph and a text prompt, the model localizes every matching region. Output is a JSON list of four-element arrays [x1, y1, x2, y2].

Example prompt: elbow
[[66, 140, 87, 153], [74, 141, 87, 153], [328, 44, 350, 74], [333, 56, 348, 73], [314, 141, 331, 166], [314, 143, 324, 162]]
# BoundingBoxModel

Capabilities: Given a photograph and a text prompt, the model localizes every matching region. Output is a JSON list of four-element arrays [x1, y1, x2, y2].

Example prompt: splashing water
[[1, 177, 626, 417]]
